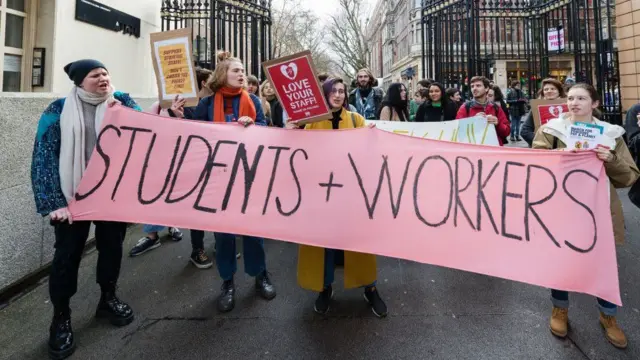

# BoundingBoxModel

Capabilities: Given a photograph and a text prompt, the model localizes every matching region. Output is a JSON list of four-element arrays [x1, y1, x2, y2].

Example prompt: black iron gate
[[421, 0, 621, 124], [161, 0, 272, 79]]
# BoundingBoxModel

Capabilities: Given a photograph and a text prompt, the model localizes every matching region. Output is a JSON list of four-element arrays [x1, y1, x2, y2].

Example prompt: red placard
[[531, 99, 569, 130], [262, 51, 331, 125]]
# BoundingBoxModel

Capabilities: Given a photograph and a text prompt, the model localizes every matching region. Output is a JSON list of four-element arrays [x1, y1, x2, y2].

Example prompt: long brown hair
[[356, 68, 376, 87], [206, 51, 243, 93], [536, 78, 566, 99]]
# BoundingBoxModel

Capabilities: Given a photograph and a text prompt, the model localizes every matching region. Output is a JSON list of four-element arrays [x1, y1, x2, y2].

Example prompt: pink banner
[[70, 106, 621, 305]]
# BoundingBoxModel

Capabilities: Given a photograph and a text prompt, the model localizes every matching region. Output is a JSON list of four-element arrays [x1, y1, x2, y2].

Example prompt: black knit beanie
[[63, 59, 107, 86]]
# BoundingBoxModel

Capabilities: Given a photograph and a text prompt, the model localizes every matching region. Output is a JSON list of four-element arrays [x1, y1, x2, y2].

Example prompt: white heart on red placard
[[548, 105, 564, 118], [280, 63, 298, 80]]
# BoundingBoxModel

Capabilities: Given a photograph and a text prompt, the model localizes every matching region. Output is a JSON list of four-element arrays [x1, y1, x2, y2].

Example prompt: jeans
[[551, 289, 617, 316], [214, 233, 266, 281], [49, 221, 127, 311], [323, 248, 376, 289], [510, 114, 521, 138], [143, 224, 165, 233]]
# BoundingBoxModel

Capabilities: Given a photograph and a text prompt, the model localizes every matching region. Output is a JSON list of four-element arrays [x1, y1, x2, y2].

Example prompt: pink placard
[[70, 105, 621, 305]]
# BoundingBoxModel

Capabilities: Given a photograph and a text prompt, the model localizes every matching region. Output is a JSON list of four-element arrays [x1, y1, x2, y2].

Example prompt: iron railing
[[421, 0, 621, 124], [161, 0, 272, 79]]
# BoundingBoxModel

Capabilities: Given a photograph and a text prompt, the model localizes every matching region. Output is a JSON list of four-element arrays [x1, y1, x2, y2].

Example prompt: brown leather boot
[[599, 313, 627, 349], [549, 307, 568, 337]]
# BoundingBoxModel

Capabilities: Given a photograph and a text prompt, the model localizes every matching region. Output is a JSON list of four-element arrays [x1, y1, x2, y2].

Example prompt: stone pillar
[[617, 0, 640, 117], [494, 60, 507, 90]]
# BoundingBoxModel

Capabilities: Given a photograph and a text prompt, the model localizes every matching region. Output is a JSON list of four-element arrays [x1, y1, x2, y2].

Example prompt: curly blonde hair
[[206, 51, 244, 93]]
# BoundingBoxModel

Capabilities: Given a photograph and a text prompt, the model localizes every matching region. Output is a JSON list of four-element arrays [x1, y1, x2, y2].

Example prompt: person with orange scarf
[[193, 52, 273, 313]]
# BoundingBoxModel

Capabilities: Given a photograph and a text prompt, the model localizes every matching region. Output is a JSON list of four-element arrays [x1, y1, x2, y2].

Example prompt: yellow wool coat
[[297, 109, 377, 292], [532, 116, 640, 245]]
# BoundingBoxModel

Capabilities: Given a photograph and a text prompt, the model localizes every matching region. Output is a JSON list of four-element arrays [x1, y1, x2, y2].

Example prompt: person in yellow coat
[[288, 77, 388, 317]]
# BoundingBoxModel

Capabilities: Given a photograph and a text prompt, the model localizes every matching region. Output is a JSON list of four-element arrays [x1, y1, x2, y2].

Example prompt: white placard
[[365, 116, 500, 146]]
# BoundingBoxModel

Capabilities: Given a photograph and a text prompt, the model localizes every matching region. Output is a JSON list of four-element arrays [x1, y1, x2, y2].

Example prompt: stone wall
[[0, 93, 156, 292]]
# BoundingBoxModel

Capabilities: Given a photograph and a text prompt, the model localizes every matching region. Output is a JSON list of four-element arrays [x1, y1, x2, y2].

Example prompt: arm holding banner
[[31, 100, 68, 216], [249, 93, 267, 126], [494, 106, 511, 140], [114, 92, 142, 112], [194, 96, 213, 122]]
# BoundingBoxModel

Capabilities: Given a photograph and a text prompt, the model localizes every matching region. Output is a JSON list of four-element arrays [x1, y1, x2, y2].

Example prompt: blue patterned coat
[[31, 92, 141, 216]]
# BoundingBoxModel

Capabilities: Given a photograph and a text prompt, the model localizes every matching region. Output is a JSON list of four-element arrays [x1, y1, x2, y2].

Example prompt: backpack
[[462, 101, 500, 118]]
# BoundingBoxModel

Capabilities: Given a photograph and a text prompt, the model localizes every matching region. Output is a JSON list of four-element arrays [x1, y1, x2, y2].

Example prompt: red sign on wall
[[262, 50, 331, 125]]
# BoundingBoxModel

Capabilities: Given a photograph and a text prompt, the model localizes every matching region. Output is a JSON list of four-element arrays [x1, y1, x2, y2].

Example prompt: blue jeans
[[323, 249, 376, 290], [215, 233, 266, 281], [143, 224, 165, 233], [510, 114, 521, 138], [551, 289, 617, 316]]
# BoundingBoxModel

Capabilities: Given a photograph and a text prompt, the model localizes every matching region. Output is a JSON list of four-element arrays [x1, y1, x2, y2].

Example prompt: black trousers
[[49, 221, 127, 310], [189, 230, 205, 251]]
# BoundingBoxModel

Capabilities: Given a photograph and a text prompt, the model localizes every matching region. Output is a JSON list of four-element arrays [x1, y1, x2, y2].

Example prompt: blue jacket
[[31, 92, 141, 215], [194, 93, 267, 125]]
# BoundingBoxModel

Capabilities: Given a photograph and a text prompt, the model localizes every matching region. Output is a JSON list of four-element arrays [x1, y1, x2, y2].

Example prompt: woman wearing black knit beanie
[[31, 59, 141, 360]]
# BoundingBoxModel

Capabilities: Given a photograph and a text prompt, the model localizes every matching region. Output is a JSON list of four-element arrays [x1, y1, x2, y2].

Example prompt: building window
[[1, 0, 27, 92]]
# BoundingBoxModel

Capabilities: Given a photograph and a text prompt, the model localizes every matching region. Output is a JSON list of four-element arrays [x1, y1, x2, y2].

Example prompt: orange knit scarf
[[213, 87, 256, 123]]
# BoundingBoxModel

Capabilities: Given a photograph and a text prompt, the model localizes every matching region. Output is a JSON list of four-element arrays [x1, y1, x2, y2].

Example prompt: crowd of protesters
[[30, 53, 639, 360]]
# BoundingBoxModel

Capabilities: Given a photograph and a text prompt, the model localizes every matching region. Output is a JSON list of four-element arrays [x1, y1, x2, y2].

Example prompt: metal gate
[[161, 0, 272, 79], [421, 0, 621, 124]]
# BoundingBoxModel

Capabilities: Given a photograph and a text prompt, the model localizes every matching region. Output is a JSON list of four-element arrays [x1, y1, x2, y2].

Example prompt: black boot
[[217, 279, 235, 313], [48, 310, 75, 360], [255, 271, 276, 300], [95, 291, 134, 326]]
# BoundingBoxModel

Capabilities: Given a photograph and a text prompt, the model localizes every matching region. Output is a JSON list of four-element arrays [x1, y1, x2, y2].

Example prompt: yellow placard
[[158, 44, 193, 95], [150, 28, 199, 108]]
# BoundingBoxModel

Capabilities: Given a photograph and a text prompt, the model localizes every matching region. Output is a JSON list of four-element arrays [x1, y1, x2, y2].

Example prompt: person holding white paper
[[532, 83, 639, 349]]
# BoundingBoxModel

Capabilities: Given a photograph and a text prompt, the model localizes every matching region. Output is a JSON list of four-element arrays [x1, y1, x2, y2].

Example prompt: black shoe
[[168, 227, 183, 241], [129, 236, 160, 257], [517, 136, 523, 142], [48, 311, 75, 360], [510, 136, 516, 142], [255, 272, 276, 300], [217, 279, 235, 313], [190, 249, 213, 269], [364, 286, 387, 318], [95, 292, 134, 326], [314, 286, 333, 314]]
